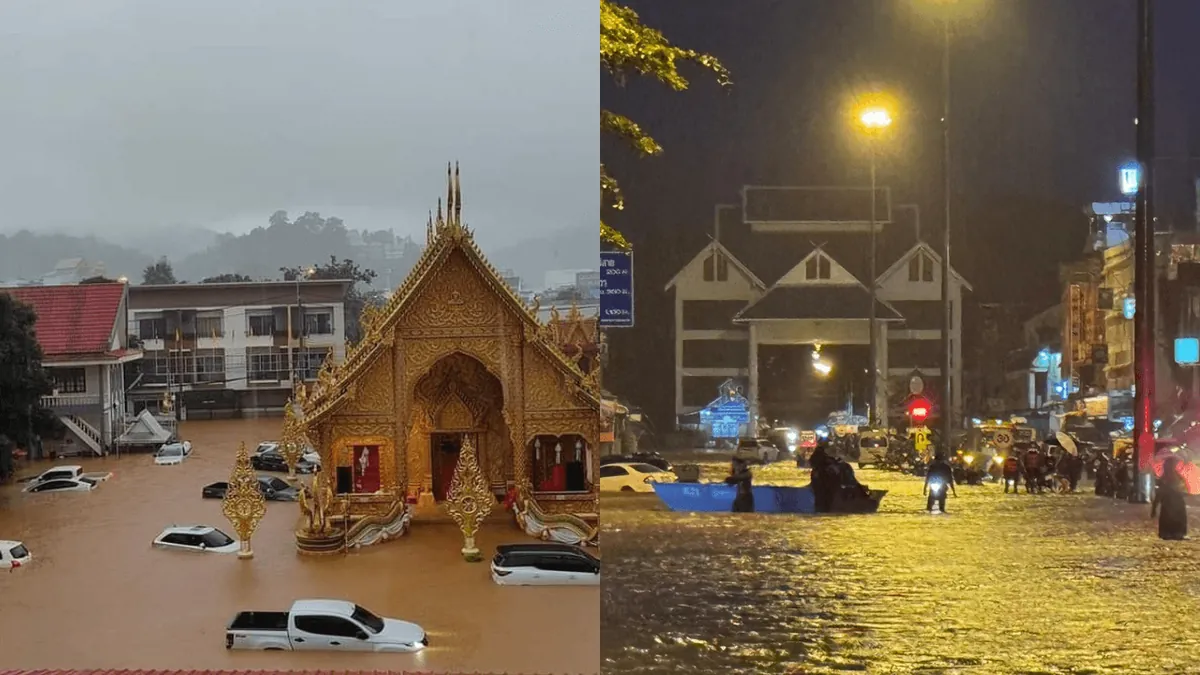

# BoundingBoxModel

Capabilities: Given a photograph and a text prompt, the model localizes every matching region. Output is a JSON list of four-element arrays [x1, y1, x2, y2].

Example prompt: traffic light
[[908, 397, 931, 425]]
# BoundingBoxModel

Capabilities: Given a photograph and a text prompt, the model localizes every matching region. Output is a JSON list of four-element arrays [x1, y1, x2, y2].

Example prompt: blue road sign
[[599, 251, 634, 328], [713, 401, 750, 423], [711, 420, 742, 439]]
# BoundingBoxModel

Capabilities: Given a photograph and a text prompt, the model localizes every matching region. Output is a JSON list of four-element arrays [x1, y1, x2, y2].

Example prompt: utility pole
[[1131, 0, 1155, 503], [940, 15, 954, 455], [868, 140, 879, 427]]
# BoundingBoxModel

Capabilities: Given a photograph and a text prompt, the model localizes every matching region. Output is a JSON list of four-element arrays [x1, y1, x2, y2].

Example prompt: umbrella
[[1055, 431, 1079, 456]]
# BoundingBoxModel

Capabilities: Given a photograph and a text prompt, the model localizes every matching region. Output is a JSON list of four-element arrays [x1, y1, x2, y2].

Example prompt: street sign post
[[599, 251, 634, 328]]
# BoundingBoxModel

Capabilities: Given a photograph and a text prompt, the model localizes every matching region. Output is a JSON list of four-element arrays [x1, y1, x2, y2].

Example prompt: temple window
[[529, 434, 592, 493]]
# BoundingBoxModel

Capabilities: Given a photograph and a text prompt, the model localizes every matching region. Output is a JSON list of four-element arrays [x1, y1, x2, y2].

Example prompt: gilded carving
[[444, 435, 494, 561], [438, 394, 476, 430], [221, 442, 267, 559], [524, 346, 568, 410], [345, 355, 394, 413], [404, 252, 497, 328]]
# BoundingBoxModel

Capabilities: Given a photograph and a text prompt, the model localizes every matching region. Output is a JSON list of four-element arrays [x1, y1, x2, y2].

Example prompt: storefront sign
[[599, 251, 634, 328], [1120, 165, 1140, 196], [1123, 296, 1136, 320], [1175, 337, 1200, 365], [1069, 284, 1086, 363]]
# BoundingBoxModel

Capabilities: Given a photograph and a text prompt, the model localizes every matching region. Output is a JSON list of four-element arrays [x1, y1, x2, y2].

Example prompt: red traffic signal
[[907, 397, 931, 423]]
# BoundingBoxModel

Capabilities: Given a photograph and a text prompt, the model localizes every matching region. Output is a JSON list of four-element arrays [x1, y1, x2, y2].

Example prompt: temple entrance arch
[[408, 351, 512, 507]]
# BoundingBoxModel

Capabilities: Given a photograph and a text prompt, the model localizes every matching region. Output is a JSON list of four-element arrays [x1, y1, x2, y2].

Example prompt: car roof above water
[[496, 543, 587, 555]]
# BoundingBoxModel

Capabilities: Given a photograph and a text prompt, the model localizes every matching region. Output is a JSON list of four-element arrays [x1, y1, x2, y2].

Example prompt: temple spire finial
[[426, 211, 434, 244], [453, 162, 462, 226], [446, 162, 455, 229], [436, 198, 444, 231]]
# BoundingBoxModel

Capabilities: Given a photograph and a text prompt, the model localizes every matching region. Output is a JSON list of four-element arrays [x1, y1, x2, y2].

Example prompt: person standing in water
[[1150, 456, 1188, 540], [725, 457, 755, 513]]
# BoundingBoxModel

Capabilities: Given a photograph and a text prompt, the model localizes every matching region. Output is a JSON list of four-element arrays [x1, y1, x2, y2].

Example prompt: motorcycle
[[926, 479, 948, 512]]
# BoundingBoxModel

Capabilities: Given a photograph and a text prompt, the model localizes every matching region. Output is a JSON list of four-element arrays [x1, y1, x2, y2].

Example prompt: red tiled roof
[[1, 283, 125, 357]]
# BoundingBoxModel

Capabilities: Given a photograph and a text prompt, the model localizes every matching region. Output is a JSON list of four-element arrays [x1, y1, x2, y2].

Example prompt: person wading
[[1150, 456, 1188, 540], [725, 457, 755, 513], [808, 441, 833, 513]]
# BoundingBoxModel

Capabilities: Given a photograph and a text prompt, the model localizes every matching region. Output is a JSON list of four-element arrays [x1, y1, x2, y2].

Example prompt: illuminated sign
[[1069, 284, 1086, 363], [1123, 297, 1136, 320], [1175, 337, 1200, 366], [1119, 165, 1140, 196]]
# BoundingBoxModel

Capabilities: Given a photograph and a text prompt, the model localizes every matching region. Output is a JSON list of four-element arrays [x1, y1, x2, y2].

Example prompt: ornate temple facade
[[293, 167, 600, 552]]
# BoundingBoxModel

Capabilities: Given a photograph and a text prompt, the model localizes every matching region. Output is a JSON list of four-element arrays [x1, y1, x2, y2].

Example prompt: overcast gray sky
[[0, 0, 598, 248]]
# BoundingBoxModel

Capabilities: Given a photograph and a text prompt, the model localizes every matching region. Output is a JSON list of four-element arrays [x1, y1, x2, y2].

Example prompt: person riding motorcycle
[[923, 452, 957, 513], [808, 441, 834, 513]]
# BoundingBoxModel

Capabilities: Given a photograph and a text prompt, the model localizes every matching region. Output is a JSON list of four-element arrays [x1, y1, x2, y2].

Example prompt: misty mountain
[[119, 225, 220, 260], [0, 213, 595, 290], [485, 223, 597, 286], [0, 231, 154, 281]]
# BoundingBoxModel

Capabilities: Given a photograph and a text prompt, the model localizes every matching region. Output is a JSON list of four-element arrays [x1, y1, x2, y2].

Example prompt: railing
[[42, 395, 102, 409], [60, 413, 105, 455]]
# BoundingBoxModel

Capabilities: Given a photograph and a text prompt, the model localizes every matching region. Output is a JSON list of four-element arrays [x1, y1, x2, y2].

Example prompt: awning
[[117, 409, 173, 445]]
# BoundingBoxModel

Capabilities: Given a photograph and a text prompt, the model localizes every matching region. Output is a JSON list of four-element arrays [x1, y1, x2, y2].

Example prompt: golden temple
[[293, 164, 600, 554]]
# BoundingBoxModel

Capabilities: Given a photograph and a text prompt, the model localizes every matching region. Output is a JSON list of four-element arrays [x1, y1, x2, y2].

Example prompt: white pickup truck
[[225, 599, 427, 653], [26, 465, 112, 485]]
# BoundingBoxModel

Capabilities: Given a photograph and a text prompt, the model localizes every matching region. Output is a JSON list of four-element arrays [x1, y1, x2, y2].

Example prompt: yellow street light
[[859, 107, 893, 133]]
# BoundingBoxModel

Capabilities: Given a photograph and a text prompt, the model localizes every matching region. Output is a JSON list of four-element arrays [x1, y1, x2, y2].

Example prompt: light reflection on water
[[601, 462, 1200, 674], [0, 419, 599, 674]]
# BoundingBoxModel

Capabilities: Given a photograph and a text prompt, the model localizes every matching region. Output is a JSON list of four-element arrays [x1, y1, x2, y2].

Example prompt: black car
[[202, 476, 300, 501], [600, 452, 671, 471], [250, 451, 316, 474]]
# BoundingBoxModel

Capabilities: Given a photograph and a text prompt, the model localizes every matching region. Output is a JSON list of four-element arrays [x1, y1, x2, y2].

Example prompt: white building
[[126, 279, 352, 417], [1, 282, 142, 456], [664, 191, 970, 429]]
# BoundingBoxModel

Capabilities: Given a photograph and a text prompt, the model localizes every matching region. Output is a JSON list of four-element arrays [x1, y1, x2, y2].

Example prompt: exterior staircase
[[59, 414, 105, 456]]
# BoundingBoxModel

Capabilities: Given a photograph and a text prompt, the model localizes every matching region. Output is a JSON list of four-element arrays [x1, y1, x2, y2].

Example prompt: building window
[[922, 254, 934, 282], [196, 314, 224, 339], [247, 314, 275, 337], [703, 255, 715, 282], [304, 310, 334, 336], [195, 348, 226, 384], [805, 254, 831, 280], [716, 254, 729, 282], [297, 348, 330, 380], [908, 256, 921, 281], [529, 434, 591, 493], [247, 347, 283, 381], [138, 317, 167, 340], [53, 368, 87, 394]]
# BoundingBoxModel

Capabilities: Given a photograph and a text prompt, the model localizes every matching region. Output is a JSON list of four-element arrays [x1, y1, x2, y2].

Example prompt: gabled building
[[1, 282, 142, 455], [664, 202, 971, 429]]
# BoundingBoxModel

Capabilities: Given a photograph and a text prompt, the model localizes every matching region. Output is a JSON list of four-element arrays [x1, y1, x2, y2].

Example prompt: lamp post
[[939, 14, 955, 456], [1131, 0, 1155, 503], [859, 106, 892, 427]]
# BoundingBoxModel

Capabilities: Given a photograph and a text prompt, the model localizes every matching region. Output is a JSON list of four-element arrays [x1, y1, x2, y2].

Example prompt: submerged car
[[491, 543, 600, 586], [599, 452, 671, 471], [0, 540, 32, 569], [154, 445, 188, 466], [23, 477, 98, 493], [202, 476, 299, 501], [251, 450, 318, 474], [599, 462, 675, 493], [152, 525, 240, 554]]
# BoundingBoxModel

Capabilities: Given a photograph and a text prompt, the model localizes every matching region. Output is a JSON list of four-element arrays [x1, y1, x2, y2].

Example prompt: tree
[[280, 256, 382, 344], [0, 294, 62, 481], [142, 257, 177, 285], [600, 0, 729, 248], [201, 273, 253, 283]]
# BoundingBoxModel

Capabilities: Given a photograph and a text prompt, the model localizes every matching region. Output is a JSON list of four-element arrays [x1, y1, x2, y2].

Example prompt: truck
[[27, 465, 112, 485], [225, 599, 427, 652]]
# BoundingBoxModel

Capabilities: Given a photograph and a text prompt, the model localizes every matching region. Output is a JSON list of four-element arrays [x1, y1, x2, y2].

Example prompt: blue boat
[[651, 482, 886, 514]]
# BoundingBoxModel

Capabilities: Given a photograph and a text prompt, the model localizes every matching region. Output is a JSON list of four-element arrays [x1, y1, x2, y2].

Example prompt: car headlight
[[963, 455, 974, 465]]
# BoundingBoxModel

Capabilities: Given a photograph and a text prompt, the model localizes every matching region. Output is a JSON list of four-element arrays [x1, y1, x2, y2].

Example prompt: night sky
[[602, 0, 1200, 424]]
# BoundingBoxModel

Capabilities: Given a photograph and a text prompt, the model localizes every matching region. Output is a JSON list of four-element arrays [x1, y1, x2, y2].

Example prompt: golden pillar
[[221, 442, 267, 559], [278, 401, 308, 483]]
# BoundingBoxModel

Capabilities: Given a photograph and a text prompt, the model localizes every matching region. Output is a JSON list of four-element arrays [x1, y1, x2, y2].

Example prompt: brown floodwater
[[0, 418, 599, 674]]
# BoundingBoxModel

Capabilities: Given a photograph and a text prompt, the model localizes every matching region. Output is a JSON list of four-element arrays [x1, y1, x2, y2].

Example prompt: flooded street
[[0, 419, 599, 674], [601, 460, 1200, 674]]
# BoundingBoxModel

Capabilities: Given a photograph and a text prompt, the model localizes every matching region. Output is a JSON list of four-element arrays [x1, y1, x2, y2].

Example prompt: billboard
[[599, 251, 634, 328]]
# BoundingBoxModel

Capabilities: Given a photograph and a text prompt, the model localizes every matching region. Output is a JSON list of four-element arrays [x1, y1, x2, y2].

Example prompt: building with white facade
[[664, 188, 970, 430], [126, 279, 352, 417]]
